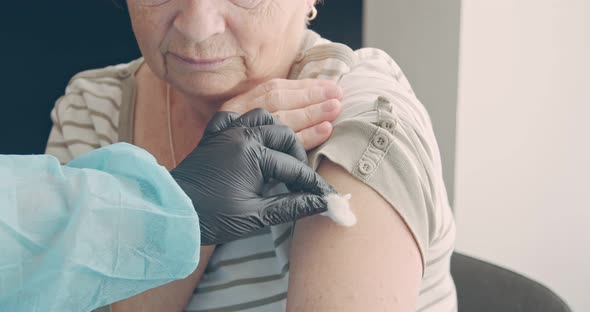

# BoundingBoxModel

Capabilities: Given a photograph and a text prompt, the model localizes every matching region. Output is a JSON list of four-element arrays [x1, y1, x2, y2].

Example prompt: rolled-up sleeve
[[306, 48, 445, 264]]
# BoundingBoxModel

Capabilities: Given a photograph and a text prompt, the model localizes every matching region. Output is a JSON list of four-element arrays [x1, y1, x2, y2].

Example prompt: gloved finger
[[261, 148, 335, 195], [205, 111, 240, 135], [255, 125, 307, 163], [233, 108, 281, 128], [259, 193, 328, 226]]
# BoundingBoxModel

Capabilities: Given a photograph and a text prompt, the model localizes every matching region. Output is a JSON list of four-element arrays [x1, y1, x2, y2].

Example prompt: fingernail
[[321, 100, 336, 112], [324, 86, 343, 99], [316, 121, 332, 134]]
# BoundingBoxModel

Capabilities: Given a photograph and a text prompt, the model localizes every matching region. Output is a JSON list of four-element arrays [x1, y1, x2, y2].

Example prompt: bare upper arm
[[110, 246, 215, 312], [286, 160, 423, 311]]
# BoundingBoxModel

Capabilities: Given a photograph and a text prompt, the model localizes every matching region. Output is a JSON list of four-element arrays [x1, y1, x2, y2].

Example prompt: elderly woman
[[46, 0, 456, 311]]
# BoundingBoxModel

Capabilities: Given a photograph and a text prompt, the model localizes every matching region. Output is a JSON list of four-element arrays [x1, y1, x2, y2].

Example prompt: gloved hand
[[171, 108, 335, 245]]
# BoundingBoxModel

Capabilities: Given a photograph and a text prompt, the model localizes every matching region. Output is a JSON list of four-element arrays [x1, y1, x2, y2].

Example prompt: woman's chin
[[174, 73, 246, 100]]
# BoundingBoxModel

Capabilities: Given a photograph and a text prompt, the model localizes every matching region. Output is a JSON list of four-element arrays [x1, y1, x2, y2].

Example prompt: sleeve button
[[380, 119, 396, 132], [372, 133, 390, 150], [358, 160, 375, 175], [117, 69, 131, 79]]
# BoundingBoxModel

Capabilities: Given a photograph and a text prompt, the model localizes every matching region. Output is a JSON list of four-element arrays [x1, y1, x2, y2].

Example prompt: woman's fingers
[[218, 79, 344, 151], [221, 79, 342, 113], [273, 99, 341, 132], [296, 121, 334, 151], [249, 85, 342, 113], [252, 79, 340, 104]]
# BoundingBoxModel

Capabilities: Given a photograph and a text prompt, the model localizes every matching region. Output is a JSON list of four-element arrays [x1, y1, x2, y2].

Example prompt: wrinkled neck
[[170, 87, 223, 126]]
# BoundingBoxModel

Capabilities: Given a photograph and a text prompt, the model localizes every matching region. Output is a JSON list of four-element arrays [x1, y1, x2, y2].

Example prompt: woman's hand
[[171, 108, 336, 245], [221, 79, 343, 150]]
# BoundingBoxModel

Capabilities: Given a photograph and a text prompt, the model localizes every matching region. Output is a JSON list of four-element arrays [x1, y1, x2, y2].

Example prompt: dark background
[[0, 1, 362, 155]]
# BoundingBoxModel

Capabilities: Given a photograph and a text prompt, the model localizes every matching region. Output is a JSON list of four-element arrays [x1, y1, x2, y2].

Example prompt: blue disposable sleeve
[[0, 143, 200, 312]]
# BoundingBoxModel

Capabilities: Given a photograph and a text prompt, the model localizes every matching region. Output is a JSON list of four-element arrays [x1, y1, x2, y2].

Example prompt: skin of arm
[[286, 160, 423, 312], [110, 246, 215, 312], [111, 160, 424, 312]]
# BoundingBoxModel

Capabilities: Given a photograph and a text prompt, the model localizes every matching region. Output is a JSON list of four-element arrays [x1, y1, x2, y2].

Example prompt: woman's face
[[128, 0, 314, 101]]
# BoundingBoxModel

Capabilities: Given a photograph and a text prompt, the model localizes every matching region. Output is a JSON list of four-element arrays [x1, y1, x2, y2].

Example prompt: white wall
[[364, 0, 461, 205], [454, 1, 590, 311]]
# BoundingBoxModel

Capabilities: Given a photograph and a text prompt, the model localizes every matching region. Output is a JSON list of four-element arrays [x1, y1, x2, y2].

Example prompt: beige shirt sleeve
[[302, 47, 449, 264]]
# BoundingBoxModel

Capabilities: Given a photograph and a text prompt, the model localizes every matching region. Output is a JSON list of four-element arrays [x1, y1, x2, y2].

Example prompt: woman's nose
[[173, 0, 225, 44]]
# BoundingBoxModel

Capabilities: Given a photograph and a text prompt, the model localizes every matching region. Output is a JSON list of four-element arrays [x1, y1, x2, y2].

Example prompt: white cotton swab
[[321, 193, 356, 227]]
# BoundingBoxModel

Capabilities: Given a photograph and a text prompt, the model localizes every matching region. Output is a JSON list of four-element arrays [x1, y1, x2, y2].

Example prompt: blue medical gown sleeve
[[0, 143, 200, 312]]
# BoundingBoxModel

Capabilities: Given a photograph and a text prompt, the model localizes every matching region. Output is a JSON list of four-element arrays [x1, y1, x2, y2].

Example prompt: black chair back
[[451, 253, 572, 312]]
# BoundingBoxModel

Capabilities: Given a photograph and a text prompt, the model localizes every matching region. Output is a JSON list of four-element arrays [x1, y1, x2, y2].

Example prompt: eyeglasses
[[136, 0, 172, 6], [134, 0, 262, 9]]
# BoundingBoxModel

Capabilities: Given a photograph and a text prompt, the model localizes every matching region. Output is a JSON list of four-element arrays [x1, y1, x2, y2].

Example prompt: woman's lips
[[168, 52, 231, 71]]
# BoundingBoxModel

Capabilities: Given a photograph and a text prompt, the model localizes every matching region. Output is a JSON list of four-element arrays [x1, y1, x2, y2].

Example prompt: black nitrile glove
[[171, 108, 336, 245]]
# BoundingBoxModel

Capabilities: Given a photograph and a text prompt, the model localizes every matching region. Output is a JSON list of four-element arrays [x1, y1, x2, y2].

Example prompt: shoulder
[[60, 58, 142, 113], [296, 35, 453, 257], [293, 35, 437, 170], [295, 43, 404, 81], [55, 59, 139, 110], [292, 31, 401, 78], [293, 37, 430, 129], [295, 39, 437, 172], [48, 58, 142, 157], [54, 58, 143, 122]]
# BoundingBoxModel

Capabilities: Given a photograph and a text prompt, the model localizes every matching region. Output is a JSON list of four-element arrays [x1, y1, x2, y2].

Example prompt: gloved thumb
[[259, 193, 328, 226], [261, 148, 335, 196]]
